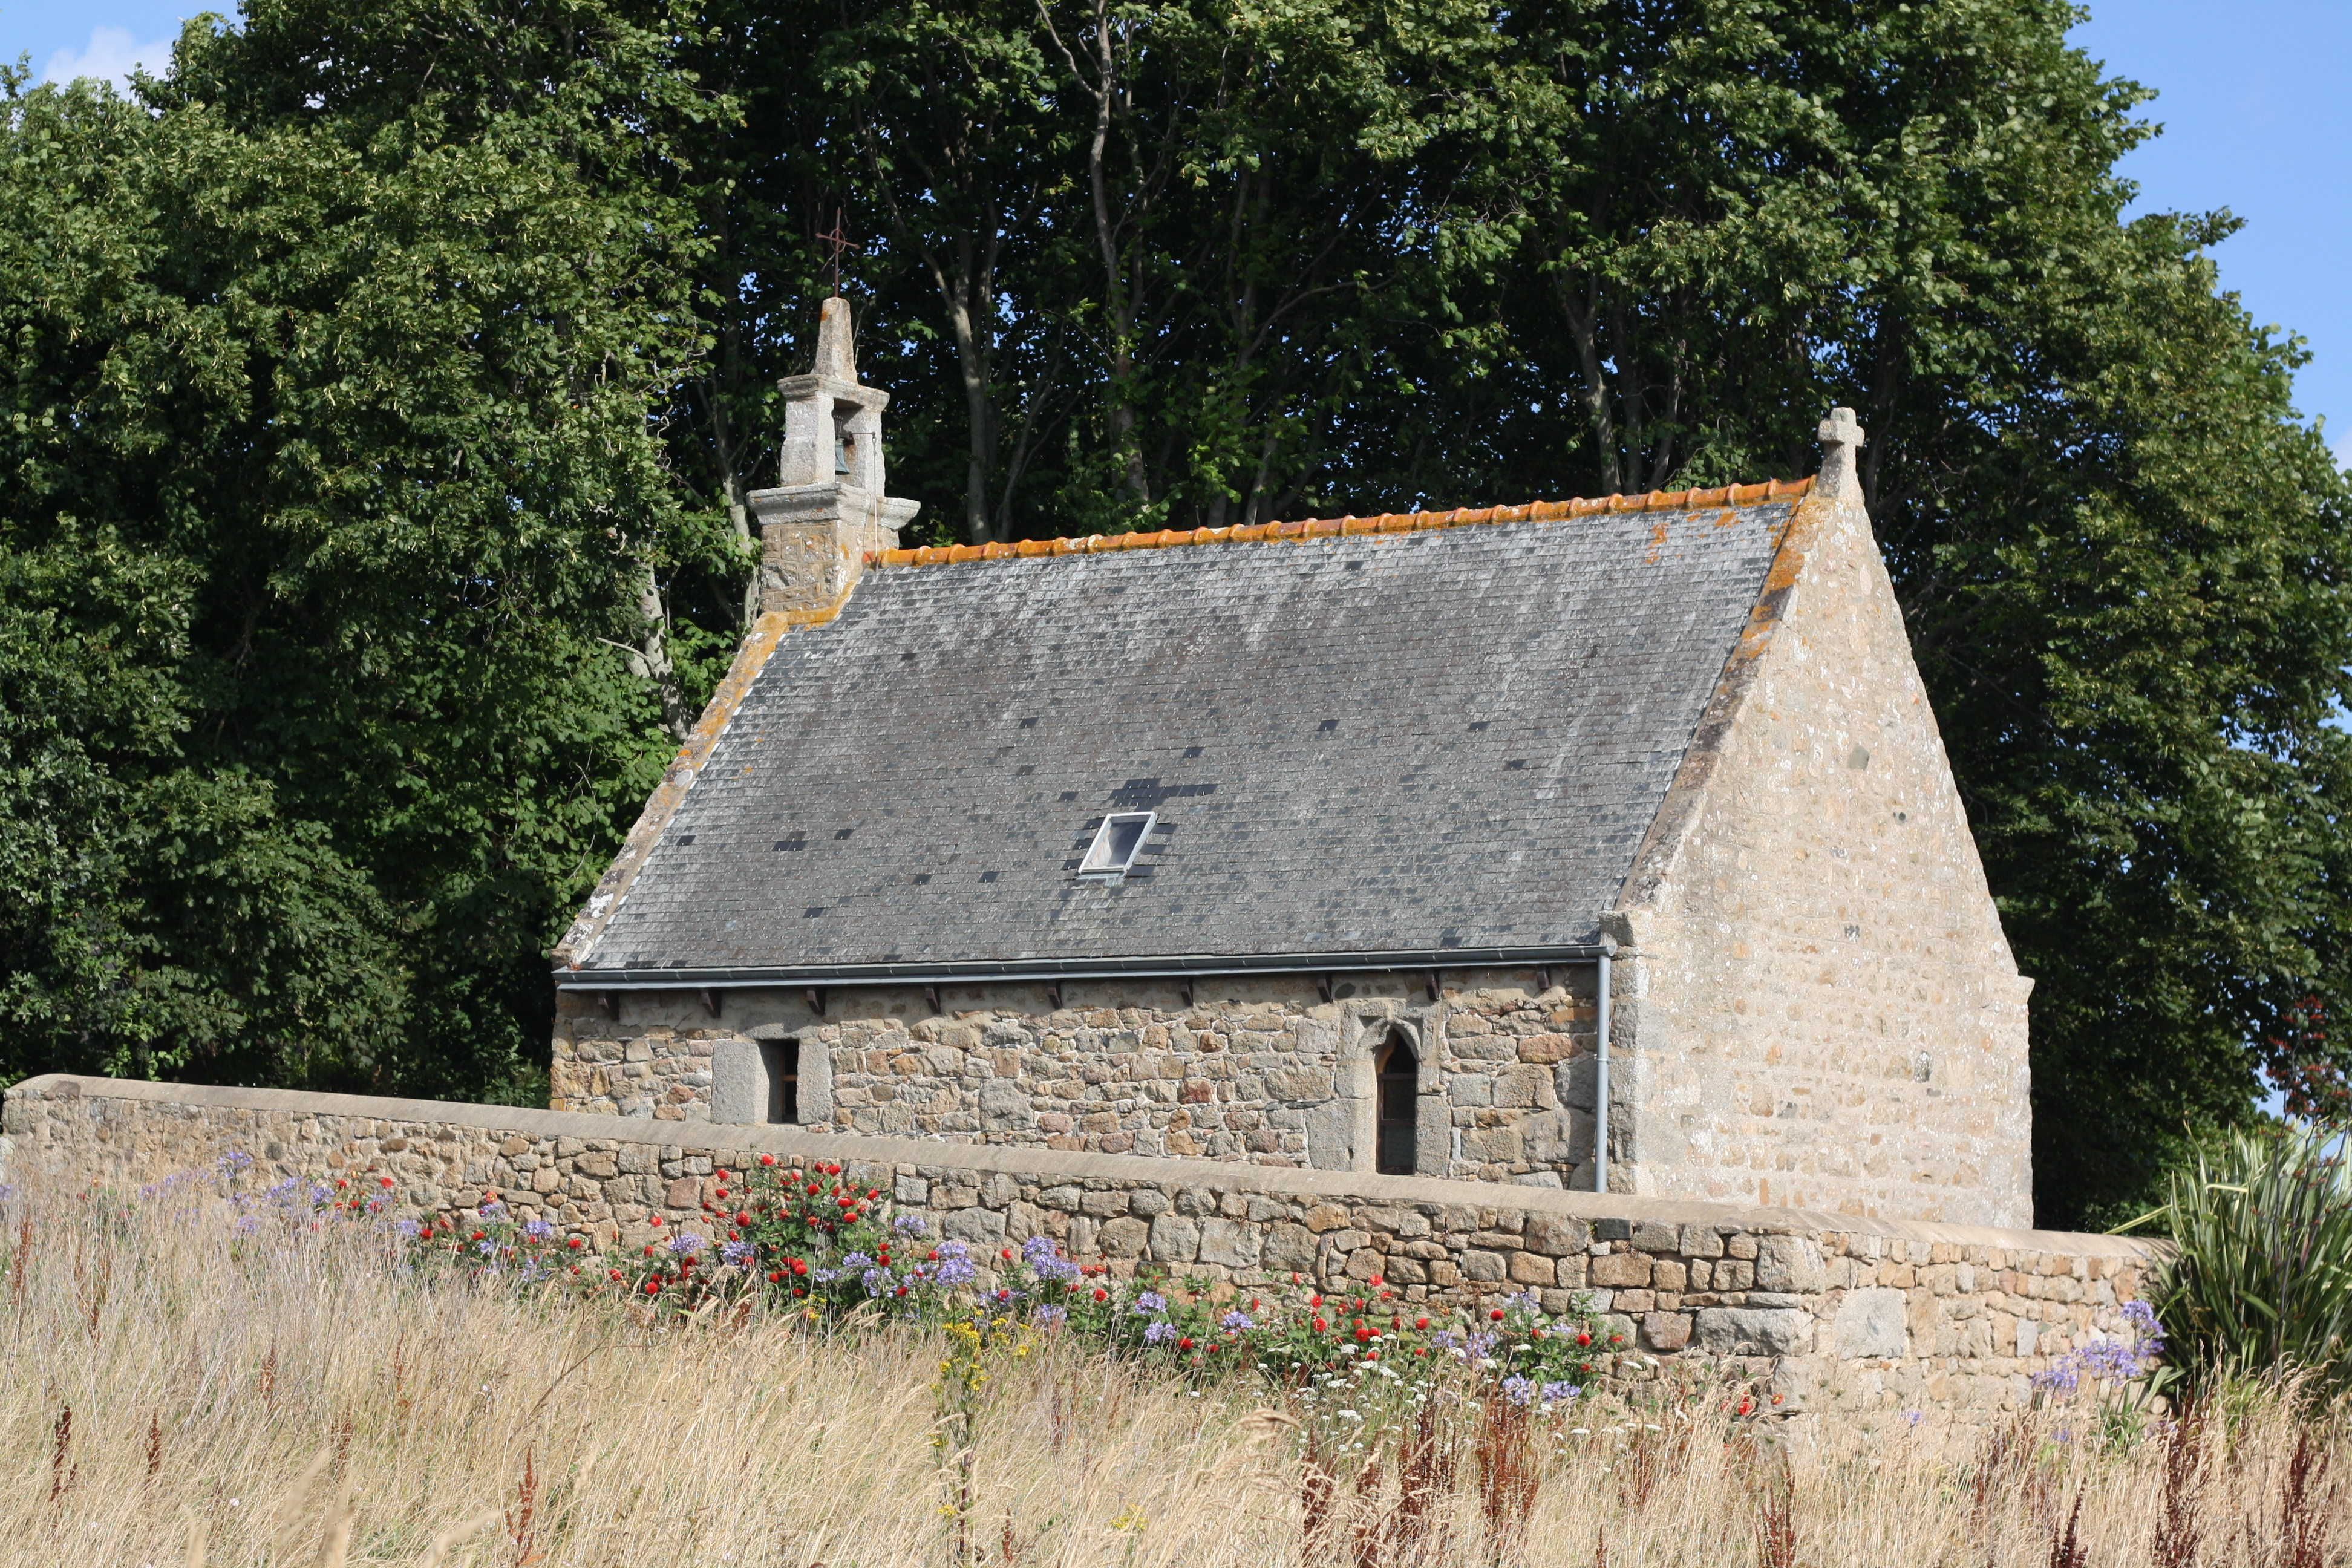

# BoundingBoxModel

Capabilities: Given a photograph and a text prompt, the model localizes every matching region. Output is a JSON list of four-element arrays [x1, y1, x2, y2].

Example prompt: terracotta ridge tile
[[863, 475, 1814, 569]]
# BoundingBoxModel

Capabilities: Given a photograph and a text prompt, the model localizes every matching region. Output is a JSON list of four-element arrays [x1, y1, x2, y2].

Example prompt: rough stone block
[[1641, 1311, 1693, 1352], [1695, 1307, 1815, 1357], [1630, 1220, 1681, 1255], [1462, 1249, 1508, 1283], [1756, 1235, 1824, 1292], [942, 1206, 1007, 1244], [1832, 1289, 1908, 1359], [1589, 1252, 1651, 1289], [1264, 1223, 1318, 1271], [1149, 1214, 1200, 1263], [1524, 1216, 1591, 1257], [1197, 1218, 1263, 1269], [1507, 1250, 1557, 1287], [1097, 1217, 1149, 1258]]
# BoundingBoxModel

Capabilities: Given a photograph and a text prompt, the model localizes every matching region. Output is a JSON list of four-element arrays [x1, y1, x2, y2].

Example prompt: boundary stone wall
[[1, 1075, 2156, 1420]]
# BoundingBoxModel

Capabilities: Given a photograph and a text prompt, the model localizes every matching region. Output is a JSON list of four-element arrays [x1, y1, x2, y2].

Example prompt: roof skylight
[[1078, 812, 1155, 880]]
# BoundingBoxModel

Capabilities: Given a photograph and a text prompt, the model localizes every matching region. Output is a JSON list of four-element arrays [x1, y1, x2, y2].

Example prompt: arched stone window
[[1376, 1031, 1419, 1175]]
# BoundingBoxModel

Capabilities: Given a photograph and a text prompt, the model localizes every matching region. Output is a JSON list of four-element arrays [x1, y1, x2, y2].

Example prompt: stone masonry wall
[[4, 1076, 2152, 1420], [1609, 492, 2036, 1227], [552, 968, 1621, 1189]]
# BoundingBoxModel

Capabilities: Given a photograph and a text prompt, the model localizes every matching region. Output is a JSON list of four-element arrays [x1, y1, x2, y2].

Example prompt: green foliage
[[0, 4, 736, 1094], [2144, 1123, 2352, 1396]]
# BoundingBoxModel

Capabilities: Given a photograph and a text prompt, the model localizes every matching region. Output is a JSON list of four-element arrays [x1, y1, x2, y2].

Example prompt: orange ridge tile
[[864, 475, 1813, 569]]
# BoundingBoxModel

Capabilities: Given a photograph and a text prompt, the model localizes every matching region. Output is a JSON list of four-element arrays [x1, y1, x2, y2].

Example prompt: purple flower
[[667, 1233, 705, 1257], [218, 1152, 254, 1172], [862, 1266, 897, 1297], [476, 1240, 497, 1257], [1220, 1309, 1255, 1332], [1031, 1304, 1068, 1328], [1541, 1382, 1581, 1405], [479, 1199, 508, 1219], [1144, 1320, 1178, 1344], [893, 1213, 929, 1235], [1501, 1376, 1537, 1406], [523, 1218, 556, 1241], [1504, 1291, 1543, 1316], [2031, 1359, 2082, 1397], [396, 1218, 422, 1239], [929, 1241, 977, 1287], [1134, 1291, 1167, 1315], [721, 1239, 756, 1267], [1023, 1236, 1080, 1281]]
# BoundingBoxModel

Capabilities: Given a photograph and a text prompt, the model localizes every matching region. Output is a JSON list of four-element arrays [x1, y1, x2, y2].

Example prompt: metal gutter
[[555, 945, 1607, 992]]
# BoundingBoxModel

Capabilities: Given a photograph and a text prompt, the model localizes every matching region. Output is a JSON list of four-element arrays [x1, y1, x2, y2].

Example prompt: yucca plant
[[2140, 1123, 2352, 1394]]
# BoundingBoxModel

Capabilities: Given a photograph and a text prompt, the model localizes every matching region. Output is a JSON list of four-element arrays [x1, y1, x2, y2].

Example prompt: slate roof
[[567, 486, 1806, 981]]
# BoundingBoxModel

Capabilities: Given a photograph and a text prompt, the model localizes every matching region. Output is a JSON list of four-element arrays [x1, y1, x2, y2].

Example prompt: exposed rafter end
[[924, 985, 941, 1015], [804, 987, 826, 1019], [599, 991, 622, 1021], [699, 987, 724, 1019], [1045, 979, 1063, 1010], [1316, 973, 1334, 1004], [1178, 976, 1195, 1008], [1424, 970, 1441, 1004]]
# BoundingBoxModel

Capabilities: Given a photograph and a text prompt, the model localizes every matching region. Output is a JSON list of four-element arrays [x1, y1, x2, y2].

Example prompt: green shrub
[[2145, 1123, 2352, 1394]]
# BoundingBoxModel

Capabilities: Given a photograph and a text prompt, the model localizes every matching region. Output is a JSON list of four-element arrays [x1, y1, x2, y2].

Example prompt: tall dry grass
[[1, 1173, 2345, 1566]]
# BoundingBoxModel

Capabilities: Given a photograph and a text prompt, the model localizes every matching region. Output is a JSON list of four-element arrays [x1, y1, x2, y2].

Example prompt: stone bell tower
[[748, 297, 921, 618]]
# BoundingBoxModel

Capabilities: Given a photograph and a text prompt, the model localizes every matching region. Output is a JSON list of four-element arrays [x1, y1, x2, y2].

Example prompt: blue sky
[[11, 2, 2347, 460]]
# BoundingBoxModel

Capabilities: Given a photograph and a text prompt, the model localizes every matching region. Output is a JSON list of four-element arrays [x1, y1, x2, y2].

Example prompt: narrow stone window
[[763, 1038, 800, 1125], [1376, 1033, 1418, 1175]]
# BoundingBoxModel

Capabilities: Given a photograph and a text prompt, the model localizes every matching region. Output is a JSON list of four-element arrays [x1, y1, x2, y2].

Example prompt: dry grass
[[2, 1177, 2346, 1567]]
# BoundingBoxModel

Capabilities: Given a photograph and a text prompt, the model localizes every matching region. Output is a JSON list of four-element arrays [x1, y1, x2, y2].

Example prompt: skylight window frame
[[1076, 811, 1157, 881]]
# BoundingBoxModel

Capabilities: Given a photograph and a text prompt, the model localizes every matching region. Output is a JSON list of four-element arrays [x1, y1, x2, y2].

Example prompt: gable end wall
[[1612, 493, 2033, 1227]]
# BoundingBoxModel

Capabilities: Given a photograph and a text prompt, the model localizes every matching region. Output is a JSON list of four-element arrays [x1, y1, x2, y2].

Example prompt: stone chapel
[[549, 297, 2037, 1229]]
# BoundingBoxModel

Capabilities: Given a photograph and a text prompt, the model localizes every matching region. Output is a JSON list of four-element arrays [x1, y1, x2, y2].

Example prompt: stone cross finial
[[1815, 406, 1866, 501]]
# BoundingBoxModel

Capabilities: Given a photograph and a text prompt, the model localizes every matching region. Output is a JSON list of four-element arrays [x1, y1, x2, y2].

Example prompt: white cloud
[[42, 25, 173, 91]]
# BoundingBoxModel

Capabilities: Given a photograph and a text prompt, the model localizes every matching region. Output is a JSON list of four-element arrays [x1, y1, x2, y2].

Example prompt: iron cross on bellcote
[[818, 211, 861, 298]]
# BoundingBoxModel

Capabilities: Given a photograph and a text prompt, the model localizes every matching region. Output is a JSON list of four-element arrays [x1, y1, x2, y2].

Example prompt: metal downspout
[[1595, 943, 1612, 1194]]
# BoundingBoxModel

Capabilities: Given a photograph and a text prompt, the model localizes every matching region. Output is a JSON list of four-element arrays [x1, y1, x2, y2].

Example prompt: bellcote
[[749, 296, 921, 619]]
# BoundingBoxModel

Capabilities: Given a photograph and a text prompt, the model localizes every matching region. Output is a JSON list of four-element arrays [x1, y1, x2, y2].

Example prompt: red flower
[[716, 1169, 729, 1181], [1609, 1334, 1625, 1344], [1310, 1294, 1323, 1307], [471, 1231, 485, 1242], [1178, 1338, 1195, 1350], [1093, 1288, 1108, 1302], [1313, 1318, 1327, 1333], [768, 1270, 784, 1283], [417, 1227, 433, 1241], [1737, 1399, 1753, 1416], [1365, 1351, 1378, 1362], [792, 1259, 809, 1276], [1414, 1347, 1428, 1357], [609, 1269, 624, 1281], [335, 1179, 348, 1189], [1370, 1275, 1383, 1287], [649, 1215, 664, 1227], [714, 1187, 728, 1200], [1414, 1317, 1429, 1330], [1490, 1309, 1504, 1322], [1001, 1249, 1014, 1261], [568, 1236, 584, 1250], [825, 1163, 841, 1176], [378, 1176, 393, 1188], [759, 1154, 776, 1166], [1354, 1328, 1373, 1342], [895, 1285, 908, 1297]]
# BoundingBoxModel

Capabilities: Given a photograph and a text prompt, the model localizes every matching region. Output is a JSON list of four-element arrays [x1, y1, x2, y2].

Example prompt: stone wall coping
[[5, 1074, 2155, 1259]]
